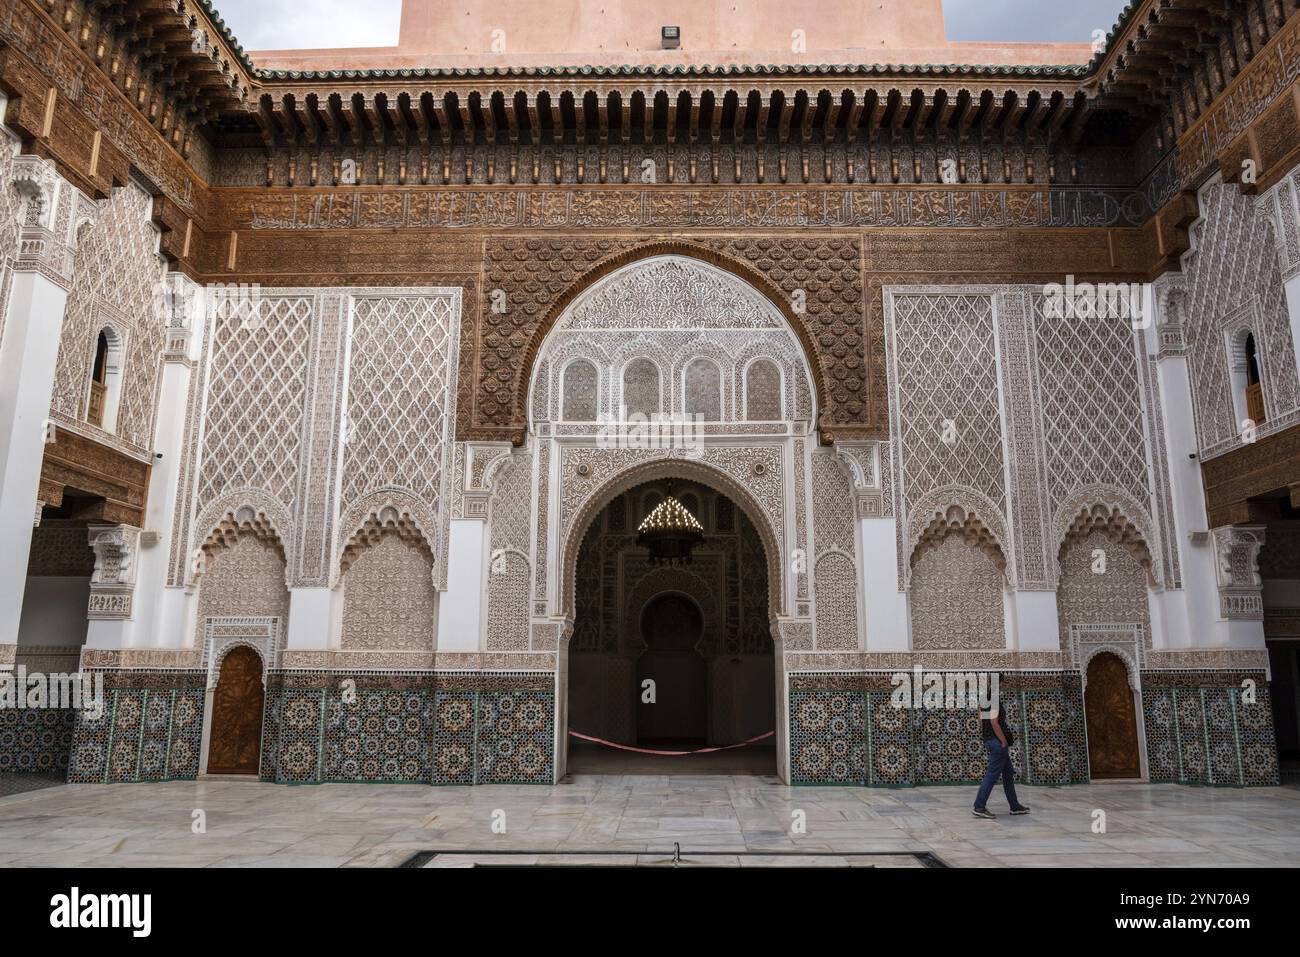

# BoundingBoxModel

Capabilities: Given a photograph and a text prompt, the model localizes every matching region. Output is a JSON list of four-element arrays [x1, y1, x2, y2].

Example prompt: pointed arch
[[905, 487, 1010, 585]]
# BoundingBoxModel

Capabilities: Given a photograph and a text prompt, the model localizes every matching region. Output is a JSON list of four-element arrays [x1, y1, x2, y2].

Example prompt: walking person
[[972, 702, 1030, 819]]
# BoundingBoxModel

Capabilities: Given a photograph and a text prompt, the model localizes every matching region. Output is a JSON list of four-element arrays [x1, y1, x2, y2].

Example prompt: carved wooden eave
[[37, 426, 152, 528], [1200, 423, 1300, 528], [1086, 0, 1300, 156], [240, 78, 1092, 151], [17, 0, 254, 156]]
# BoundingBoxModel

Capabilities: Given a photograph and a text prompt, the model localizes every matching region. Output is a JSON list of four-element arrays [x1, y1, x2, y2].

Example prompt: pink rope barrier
[[567, 729, 775, 756]]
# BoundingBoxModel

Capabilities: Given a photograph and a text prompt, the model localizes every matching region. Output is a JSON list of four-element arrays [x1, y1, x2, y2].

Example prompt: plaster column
[[0, 154, 91, 648], [859, 517, 910, 651], [436, 516, 488, 652], [1146, 278, 1215, 649], [284, 587, 342, 651], [133, 274, 208, 650], [835, 442, 909, 651], [1005, 590, 1061, 652]]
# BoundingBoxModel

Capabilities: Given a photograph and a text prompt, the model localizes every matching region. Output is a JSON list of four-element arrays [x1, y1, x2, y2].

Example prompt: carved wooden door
[[1085, 652, 1141, 779], [208, 646, 265, 774]]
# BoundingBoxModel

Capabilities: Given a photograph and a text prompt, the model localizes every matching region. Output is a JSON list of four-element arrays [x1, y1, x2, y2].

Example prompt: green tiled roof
[[257, 61, 1095, 81]]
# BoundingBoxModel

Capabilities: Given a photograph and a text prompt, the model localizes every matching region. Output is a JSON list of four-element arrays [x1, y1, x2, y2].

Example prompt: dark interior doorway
[[636, 593, 707, 745], [566, 478, 776, 775]]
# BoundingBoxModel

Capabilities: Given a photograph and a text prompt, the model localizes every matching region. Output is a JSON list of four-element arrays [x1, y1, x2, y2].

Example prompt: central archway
[[527, 251, 821, 785], [564, 476, 779, 776]]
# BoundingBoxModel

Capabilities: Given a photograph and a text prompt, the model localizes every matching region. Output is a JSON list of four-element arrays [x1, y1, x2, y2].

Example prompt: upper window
[[561, 359, 598, 421], [744, 359, 782, 421], [1228, 328, 1266, 429], [622, 358, 661, 418], [87, 327, 122, 432], [1244, 333, 1265, 424]]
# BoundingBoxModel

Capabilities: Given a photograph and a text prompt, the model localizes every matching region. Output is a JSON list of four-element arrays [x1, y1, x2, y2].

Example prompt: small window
[[87, 327, 122, 432], [744, 359, 782, 421], [1228, 329, 1265, 429], [1244, 333, 1265, 424], [561, 359, 598, 421]]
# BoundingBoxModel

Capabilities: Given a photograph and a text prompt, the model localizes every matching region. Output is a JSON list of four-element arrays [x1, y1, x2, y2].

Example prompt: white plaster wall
[[438, 518, 486, 651]]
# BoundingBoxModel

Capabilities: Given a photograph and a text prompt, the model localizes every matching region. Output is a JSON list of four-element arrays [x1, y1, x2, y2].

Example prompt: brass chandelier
[[636, 485, 704, 566]]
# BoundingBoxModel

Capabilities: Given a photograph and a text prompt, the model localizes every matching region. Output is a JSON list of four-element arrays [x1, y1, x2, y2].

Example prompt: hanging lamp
[[636, 483, 704, 565]]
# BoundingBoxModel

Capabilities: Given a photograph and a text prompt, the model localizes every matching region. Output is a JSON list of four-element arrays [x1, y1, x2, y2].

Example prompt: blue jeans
[[973, 739, 1022, 811]]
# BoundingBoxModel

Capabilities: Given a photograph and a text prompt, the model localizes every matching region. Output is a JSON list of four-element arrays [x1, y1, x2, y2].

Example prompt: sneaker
[[1009, 806, 1031, 815], [971, 807, 996, 819]]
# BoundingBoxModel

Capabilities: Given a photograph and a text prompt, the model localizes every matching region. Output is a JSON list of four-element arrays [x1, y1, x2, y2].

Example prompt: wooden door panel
[[208, 646, 265, 774], [1085, 652, 1141, 779]]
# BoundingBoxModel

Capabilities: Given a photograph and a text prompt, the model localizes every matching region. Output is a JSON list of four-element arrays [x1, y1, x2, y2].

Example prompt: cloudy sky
[[213, 0, 1129, 51]]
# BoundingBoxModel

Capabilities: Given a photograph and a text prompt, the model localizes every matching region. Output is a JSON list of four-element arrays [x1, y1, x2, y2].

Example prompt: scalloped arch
[[191, 489, 292, 587], [1052, 486, 1158, 586], [337, 490, 438, 581], [1079, 645, 1140, 694], [905, 486, 1009, 581]]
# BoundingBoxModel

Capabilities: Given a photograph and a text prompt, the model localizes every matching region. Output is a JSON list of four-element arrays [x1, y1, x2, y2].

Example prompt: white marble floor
[[0, 774, 1297, 867]]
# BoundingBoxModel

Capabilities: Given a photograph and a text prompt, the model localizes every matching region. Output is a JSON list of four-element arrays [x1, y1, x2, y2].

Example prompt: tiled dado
[[65, 671, 207, 784], [259, 671, 556, 786], [789, 672, 1089, 787], [1141, 671, 1279, 787], [790, 670, 1281, 788], [0, 706, 75, 774]]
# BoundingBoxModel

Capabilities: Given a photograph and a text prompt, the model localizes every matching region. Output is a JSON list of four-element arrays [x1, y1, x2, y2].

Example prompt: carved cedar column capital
[[1211, 524, 1266, 620], [9, 154, 94, 287], [86, 524, 142, 620]]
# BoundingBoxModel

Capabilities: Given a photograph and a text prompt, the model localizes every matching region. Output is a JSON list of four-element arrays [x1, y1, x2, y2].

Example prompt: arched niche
[[526, 253, 819, 431]]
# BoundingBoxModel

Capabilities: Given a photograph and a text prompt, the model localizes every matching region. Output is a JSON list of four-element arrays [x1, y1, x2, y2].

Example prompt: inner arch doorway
[[566, 478, 777, 775]]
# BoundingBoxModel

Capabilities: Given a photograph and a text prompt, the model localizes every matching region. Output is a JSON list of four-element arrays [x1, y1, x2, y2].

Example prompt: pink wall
[[252, 0, 1092, 71]]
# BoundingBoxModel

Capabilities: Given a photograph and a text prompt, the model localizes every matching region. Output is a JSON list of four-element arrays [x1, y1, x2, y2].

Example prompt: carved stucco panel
[[340, 532, 437, 652], [1183, 182, 1300, 457], [50, 181, 167, 454], [910, 534, 1006, 651], [195, 532, 290, 648]]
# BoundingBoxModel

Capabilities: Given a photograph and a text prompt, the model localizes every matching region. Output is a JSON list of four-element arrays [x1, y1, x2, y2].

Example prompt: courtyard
[[0, 774, 1297, 868]]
